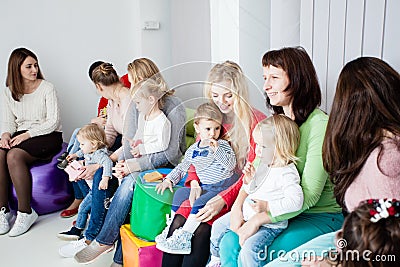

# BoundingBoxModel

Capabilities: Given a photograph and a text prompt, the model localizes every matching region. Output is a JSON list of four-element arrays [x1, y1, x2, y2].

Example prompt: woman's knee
[[6, 148, 30, 169]]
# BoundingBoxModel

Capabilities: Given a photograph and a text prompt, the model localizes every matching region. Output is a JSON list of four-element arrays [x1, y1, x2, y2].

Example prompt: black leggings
[[162, 214, 211, 267]]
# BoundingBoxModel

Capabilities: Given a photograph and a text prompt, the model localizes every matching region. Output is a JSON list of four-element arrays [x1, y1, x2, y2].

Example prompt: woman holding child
[[160, 60, 266, 267], [58, 62, 131, 257], [74, 58, 187, 267], [211, 47, 343, 267], [268, 56, 400, 266]]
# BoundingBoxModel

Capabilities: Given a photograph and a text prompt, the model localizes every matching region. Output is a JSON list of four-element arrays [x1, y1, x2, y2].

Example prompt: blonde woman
[[161, 61, 267, 267], [75, 58, 186, 267]]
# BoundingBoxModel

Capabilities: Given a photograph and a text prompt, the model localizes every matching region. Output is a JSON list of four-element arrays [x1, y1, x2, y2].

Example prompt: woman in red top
[[161, 60, 266, 267]]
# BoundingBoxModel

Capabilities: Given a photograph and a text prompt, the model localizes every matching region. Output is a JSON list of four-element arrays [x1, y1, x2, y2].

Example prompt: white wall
[[0, 0, 139, 139], [299, 0, 400, 113], [2, 0, 399, 139]]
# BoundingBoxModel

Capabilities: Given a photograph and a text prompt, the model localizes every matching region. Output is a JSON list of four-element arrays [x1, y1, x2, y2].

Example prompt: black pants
[[162, 214, 212, 267]]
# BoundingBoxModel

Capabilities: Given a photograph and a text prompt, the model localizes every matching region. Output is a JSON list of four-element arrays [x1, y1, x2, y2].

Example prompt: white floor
[[0, 211, 114, 267]]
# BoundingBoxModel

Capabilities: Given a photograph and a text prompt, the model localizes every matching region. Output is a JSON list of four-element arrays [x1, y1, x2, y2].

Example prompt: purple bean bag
[[9, 143, 73, 215]]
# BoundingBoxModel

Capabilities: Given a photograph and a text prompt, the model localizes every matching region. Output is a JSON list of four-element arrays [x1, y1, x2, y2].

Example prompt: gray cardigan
[[119, 95, 186, 170]]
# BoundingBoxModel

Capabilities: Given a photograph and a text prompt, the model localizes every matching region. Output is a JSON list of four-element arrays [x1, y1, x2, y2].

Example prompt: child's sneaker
[[57, 226, 82, 241], [155, 214, 173, 243], [59, 238, 88, 258], [57, 159, 69, 170], [206, 256, 221, 267], [156, 227, 193, 254], [0, 207, 12, 235], [57, 151, 69, 162], [8, 208, 38, 237]]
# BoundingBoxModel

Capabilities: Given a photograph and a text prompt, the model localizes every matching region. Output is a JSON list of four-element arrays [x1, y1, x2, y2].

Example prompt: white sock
[[182, 214, 201, 234]]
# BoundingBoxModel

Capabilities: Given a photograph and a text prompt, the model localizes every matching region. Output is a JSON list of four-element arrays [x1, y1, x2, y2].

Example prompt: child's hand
[[189, 180, 202, 207], [66, 154, 78, 161], [250, 199, 269, 213], [208, 139, 219, 152], [236, 218, 259, 246], [155, 178, 173, 194], [98, 176, 110, 190], [242, 161, 255, 184]]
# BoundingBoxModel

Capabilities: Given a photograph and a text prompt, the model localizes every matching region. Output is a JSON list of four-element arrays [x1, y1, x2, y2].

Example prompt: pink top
[[344, 138, 400, 212]]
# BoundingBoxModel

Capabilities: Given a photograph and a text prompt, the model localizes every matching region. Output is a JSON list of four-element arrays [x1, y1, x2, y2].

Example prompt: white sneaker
[[59, 238, 88, 258], [206, 256, 221, 267], [155, 214, 173, 243], [0, 207, 12, 235], [8, 208, 38, 237]]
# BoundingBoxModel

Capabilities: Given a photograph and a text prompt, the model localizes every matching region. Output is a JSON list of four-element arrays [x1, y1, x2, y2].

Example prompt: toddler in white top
[[208, 114, 303, 267]]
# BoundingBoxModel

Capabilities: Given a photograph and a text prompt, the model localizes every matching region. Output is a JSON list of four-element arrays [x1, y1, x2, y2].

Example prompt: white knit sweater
[[1, 80, 62, 137]]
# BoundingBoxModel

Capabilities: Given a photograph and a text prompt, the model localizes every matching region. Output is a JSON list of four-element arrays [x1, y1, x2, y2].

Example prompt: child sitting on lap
[[155, 102, 237, 254], [113, 78, 171, 180], [208, 115, 303, 267], [57, 124, 113, 257]]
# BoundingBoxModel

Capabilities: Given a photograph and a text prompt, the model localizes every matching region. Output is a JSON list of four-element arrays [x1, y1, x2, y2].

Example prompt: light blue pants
[[220, 212, 343, 266], [265, 231, 337, 266]]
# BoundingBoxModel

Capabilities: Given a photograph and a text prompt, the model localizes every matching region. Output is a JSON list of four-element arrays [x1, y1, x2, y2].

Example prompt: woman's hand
[[10, 132, 30, 147], [236, 217, 260, 246], [230, 204, 245, 232], [0, 133, 11, 149], [77, 163, 100, 180], [130, 146, 141, 158], [91, 116, 106, 127], [250, 199, 269, 213], [155, 178, 173, 194], [113, 160, 141, 179], [189, 180, 202, 206], [195, 195, 226, 222]]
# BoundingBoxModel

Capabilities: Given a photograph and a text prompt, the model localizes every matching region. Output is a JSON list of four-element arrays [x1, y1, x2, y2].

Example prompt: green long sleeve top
[[270, 109, 342, 223]]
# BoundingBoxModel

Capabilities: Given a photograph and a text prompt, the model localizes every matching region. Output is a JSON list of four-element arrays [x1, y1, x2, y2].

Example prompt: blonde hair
[[127, 57, 174, 95], [194, 102, 223, 130], [256, 115, 300, 166], [204, 60, 253, 169], [77, 124, 108, 150], [132, 78, 170, 109], [91, 63, 121, 86]]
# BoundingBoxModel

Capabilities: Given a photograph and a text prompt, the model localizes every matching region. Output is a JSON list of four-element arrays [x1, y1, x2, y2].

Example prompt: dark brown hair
[[336, 200, 400, 267], [323, 57, 400, 207], [262, 46, 321, 126], [6, 47, 44, 101]]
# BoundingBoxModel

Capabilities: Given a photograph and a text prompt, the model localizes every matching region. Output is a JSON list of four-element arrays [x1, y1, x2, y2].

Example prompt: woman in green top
[[218, 47, 343, 266]]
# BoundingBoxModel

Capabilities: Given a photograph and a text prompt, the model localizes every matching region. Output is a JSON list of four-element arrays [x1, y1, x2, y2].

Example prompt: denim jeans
[[72, 179, 90, 200], [210, 212, 231, 257], [67, 128, 81, 154], [95, 172, 138, 265], [75, 189, 91, 230], [220, 227, 284, 267], [172, 174, 239, 214], [84, 168, 116, 241]]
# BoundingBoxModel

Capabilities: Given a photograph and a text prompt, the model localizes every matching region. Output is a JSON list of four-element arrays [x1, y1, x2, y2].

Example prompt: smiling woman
[[0, 47, 63, 237]]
